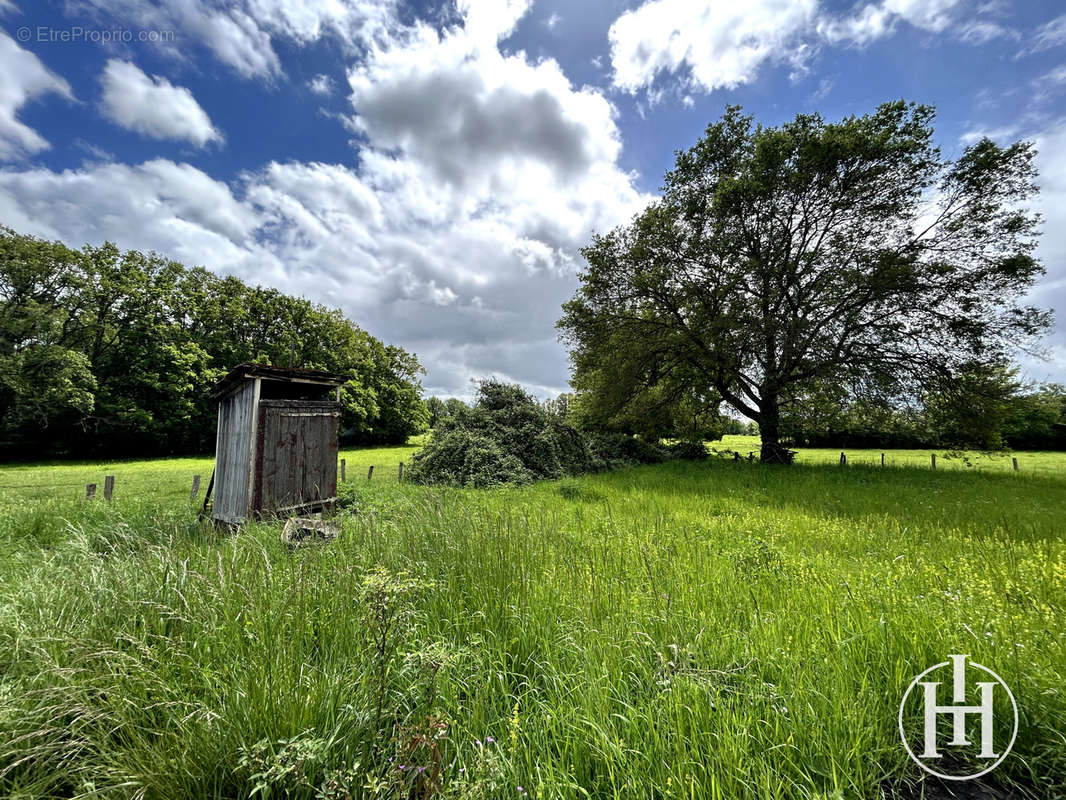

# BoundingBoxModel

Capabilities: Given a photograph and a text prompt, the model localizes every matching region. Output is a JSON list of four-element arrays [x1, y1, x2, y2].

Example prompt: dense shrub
[[407, 380, 598, 487], [408, 381, 706, 488], [662, 440, 709, 460], [404, 428, 534, 488], [586, 432, 667, 466]]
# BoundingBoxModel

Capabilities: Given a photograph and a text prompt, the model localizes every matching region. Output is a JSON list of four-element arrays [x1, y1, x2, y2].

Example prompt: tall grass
[[0, 452, 1063, 798]]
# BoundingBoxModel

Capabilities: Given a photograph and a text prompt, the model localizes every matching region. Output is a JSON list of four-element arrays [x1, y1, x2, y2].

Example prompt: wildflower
[[486, 736, 495, 743], [509, 700, 520, 749]]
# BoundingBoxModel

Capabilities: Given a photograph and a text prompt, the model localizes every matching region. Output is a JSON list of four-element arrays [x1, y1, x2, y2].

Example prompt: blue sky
[[0, 0, 1064, 398]]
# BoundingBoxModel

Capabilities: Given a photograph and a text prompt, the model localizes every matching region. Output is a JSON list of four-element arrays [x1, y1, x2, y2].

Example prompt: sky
[[0, 0, 1064, 399]]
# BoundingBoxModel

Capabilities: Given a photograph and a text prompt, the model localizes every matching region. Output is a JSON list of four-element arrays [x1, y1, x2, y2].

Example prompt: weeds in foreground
[[0, 457, 1063, 798]]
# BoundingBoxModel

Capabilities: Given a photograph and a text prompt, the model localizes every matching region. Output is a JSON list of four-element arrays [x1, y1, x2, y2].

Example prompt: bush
[[405, 428, 533, 488], [663, 440, 709, 460], [408, 381, 711, 488], [407, 381, 595, 487], [586, 432, 667, 466]]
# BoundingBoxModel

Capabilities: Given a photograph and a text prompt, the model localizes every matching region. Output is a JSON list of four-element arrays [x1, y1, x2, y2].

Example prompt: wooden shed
[[209, 363, 345, 525]]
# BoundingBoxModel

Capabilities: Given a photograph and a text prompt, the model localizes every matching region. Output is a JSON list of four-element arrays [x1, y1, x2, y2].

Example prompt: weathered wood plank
[[213, 379, 257, 523]]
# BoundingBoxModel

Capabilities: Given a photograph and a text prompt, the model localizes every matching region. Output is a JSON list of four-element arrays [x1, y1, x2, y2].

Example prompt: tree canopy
[[0, 227, 428, 457], [559, 101, 1052, 462]]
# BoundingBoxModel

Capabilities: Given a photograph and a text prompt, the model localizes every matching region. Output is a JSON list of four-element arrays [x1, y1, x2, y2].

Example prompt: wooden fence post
[[190, 474, 201, 501], [85, 483, 96, 500], [931, 454, 936, 470], [398, 462, 404, 481], [839, 452, 846, 466], [367, 465, 374, 481], [340, 458, 346, 482], [103, 475, 114, 501], [1012, 457, 1019, 471], [881, 452, 885, 468]]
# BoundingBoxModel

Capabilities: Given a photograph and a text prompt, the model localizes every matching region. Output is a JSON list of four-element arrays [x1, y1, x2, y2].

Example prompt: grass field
[[1, 438, 1063, 798]]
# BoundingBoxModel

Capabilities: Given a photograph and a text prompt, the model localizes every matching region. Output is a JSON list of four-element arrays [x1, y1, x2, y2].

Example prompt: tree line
[[0, 227, 428, 458], [779, 368, 1066, 451]]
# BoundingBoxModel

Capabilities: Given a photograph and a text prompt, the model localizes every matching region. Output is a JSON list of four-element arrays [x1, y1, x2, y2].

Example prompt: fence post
[[103, 475, 115, 501], [398, 462, 404, 481], [931, 454, 936, 470], [367, 465, 374, 481], [340, 458, 346, 482], [839, 452, 846, 466], [86, 483, 96, 500], [881, 452, 885, 468], [1012, 457, 1019, 471], [190, 474, 201, 501]]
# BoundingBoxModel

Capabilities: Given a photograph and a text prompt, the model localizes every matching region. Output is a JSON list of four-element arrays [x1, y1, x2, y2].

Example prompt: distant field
[[0, 438, 1063, 798], [0, 439, 425, 510], [715, 434, 1066, 474], [1, 434, 1059, 509]]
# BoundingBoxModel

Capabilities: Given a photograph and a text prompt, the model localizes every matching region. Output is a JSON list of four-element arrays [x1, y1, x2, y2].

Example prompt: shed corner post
[[246, 376, 262, 517]]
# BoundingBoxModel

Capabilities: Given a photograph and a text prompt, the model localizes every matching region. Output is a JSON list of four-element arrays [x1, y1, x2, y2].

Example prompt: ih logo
[[899, 655, 1018, 781]]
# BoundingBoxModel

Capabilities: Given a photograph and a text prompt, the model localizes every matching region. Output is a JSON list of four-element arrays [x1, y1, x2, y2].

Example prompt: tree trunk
[[758, 396, 793, 464]]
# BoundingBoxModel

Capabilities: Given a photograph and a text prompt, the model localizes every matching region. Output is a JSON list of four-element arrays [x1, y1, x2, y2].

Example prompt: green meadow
[[1, 437, 1063, 799]]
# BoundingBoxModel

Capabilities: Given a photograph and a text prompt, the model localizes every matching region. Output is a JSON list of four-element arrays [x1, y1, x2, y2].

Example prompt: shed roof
[[210, 362, 346, 400]]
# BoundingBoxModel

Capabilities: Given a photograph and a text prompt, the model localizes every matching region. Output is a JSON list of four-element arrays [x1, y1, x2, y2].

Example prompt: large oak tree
[[559, 102, 1052, 462]]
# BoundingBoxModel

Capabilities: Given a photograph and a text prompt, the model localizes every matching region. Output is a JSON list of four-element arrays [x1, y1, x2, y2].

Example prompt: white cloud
[[457, 0, 531, 45], [100, 59, 221, 146], [883, 0, 960, 31], [956, 20, 1019, 45], [244, 0, 394, 44], [1029, 13, 1066, 54], [0, 1, 650, 397], [1025, 120, 1066, 383], [308, 73, 335, 95], [1032, 65, 1066, 105], [0, 159, 267, 276], [810, 76, 833, 102], [73, 139, 115, 163], [346, 14, 626, 199], [944, 118, 1066, 383], [73, 0, 397, 79], [818, 0, 962, 44], [609, 0, 819, 93], [817, 4, 893, 45], [0, 31, 74, 160], [608, 0, 997, 94], [545, 13, 561, 30], [958, 124, 1021, 145]]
